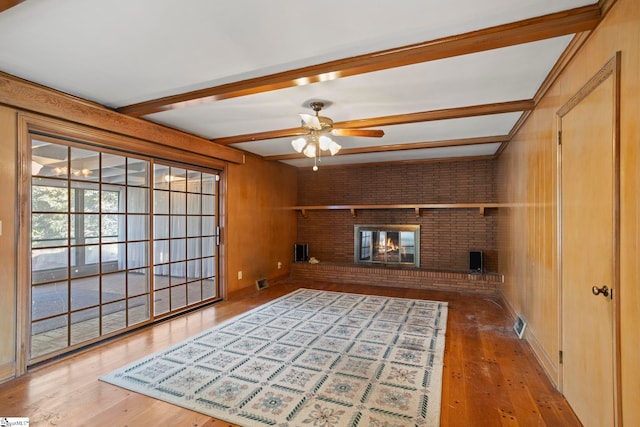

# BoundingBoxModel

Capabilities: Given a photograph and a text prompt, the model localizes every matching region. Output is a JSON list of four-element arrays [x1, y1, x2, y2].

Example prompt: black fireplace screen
[[354, 225, 419, 267]]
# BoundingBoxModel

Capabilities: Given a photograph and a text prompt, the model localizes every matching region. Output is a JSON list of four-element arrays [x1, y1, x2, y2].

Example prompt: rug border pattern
[[100, 288, 448, 426]]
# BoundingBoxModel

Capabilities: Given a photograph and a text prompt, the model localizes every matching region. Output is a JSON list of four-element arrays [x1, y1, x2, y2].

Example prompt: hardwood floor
[[0, 280, 580, 426]]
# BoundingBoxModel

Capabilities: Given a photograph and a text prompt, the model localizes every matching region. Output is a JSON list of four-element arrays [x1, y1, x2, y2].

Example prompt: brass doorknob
[[592, 285, 609, 297]]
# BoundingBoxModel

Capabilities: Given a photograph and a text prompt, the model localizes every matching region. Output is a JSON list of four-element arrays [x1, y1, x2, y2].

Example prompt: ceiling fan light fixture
[[318, 135, 332, 151], [291, 137, 306, 153], [303, 143, 317, 158], [328, 140, 341, 155]]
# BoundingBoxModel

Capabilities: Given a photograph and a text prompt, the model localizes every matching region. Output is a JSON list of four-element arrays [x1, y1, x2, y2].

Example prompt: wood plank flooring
[[0, 280, 581, 426]]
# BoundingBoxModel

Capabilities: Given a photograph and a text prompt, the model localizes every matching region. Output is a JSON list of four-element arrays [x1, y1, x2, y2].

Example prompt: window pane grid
[[152, 164, 219, 316], [30, 142, 153, 361], [30, 139, 219, 363]]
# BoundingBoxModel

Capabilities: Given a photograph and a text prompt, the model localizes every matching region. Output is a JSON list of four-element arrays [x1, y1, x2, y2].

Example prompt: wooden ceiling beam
[[213, 128, 309, 146], [289, 154, 498, 170], [332, 99, 534, 129], [212, 100, 532, 145], [117, 5, 601, 118], [0, 71, 245, 164], [0, 0, 23, 14], [264, 135, 509, 161], [599, 0, 619, 17]]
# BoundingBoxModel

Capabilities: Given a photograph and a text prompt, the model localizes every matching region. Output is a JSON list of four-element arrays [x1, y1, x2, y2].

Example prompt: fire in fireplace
[[354, 225, 420, 267]]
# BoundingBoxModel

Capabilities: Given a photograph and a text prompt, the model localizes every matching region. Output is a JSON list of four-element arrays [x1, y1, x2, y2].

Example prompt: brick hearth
[[291, 262, 500, 294]]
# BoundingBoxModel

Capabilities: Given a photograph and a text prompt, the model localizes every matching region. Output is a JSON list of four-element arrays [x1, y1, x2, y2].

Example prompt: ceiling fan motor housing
[[315, 116, 333, 131], [301, 101, 334, 132]]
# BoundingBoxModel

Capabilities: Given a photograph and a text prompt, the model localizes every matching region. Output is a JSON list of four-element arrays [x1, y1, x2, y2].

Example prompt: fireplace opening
[[354, 225, 420, 267]]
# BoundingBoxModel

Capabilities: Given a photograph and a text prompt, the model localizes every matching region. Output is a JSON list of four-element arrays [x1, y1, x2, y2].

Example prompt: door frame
[[16, 113, 228, 374], [556, 52, 622, 425]]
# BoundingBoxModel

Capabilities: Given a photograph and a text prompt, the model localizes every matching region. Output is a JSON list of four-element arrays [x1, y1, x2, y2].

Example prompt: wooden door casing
[[558, 53, 621, 427]]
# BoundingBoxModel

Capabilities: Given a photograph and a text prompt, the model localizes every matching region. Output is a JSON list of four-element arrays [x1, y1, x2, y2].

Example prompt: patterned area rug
[[100, 289, 448, 426]]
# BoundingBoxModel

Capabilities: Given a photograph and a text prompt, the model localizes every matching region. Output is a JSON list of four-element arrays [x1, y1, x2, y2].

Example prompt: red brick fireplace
[[296, 159, 498, 273]]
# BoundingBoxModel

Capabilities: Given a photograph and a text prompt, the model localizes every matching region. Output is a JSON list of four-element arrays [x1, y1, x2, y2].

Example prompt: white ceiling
[[0, 0, 599, 169]]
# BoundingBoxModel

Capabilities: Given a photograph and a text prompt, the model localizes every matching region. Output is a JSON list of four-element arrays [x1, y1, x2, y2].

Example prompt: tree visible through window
[[29, 137, 220, 364]]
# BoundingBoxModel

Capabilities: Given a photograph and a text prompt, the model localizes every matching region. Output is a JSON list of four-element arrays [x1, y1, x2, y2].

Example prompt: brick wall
[[291, 263, 501, 294], [296, 159, 498, 272]]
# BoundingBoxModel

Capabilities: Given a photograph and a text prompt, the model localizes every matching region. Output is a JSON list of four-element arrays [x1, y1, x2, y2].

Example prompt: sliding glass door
[[29, 136, 221, 363], [152, 165, 219, 316]]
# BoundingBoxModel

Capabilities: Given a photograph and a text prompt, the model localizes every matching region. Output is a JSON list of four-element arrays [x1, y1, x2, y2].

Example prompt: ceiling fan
[[291, 101, 385, 170]]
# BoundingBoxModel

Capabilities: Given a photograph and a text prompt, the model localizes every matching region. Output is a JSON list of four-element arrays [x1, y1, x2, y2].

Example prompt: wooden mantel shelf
[[290, 203, 502, 217]]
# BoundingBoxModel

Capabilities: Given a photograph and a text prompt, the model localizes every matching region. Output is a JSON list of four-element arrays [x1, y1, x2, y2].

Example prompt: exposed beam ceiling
[[0, 0, 606, 168], [117, 6, 600, 118], [212, 100, 534, 145]]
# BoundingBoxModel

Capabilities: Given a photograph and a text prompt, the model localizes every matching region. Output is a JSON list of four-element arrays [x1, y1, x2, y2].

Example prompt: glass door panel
[[30, 139, 151, 362], [354, 225, 420, 267], [29, 136, 221, 364], [152, 165, 220, 316]]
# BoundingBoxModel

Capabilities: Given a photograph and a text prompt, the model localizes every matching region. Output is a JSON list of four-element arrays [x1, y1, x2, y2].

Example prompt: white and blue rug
[[100, 289, 448, 426]]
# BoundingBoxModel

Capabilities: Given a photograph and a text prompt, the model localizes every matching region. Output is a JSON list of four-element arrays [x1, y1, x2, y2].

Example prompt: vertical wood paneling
[[0, 106, 17, 381], [498, 105, 560, 381], [226, 155, 297, 295], [498, 0, 639, 424]]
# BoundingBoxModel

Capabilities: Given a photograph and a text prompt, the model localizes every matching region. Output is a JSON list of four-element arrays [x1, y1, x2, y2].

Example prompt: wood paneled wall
[[497, 0, 639, 424], [226, 154, 297, 295], [497, 102, 558, 377], [0, 106, 17, 381]]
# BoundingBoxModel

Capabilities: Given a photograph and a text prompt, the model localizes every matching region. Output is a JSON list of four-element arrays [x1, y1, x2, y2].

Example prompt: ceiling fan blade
[[331, 129, 385, 138], [299, 113, 322, 130]]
